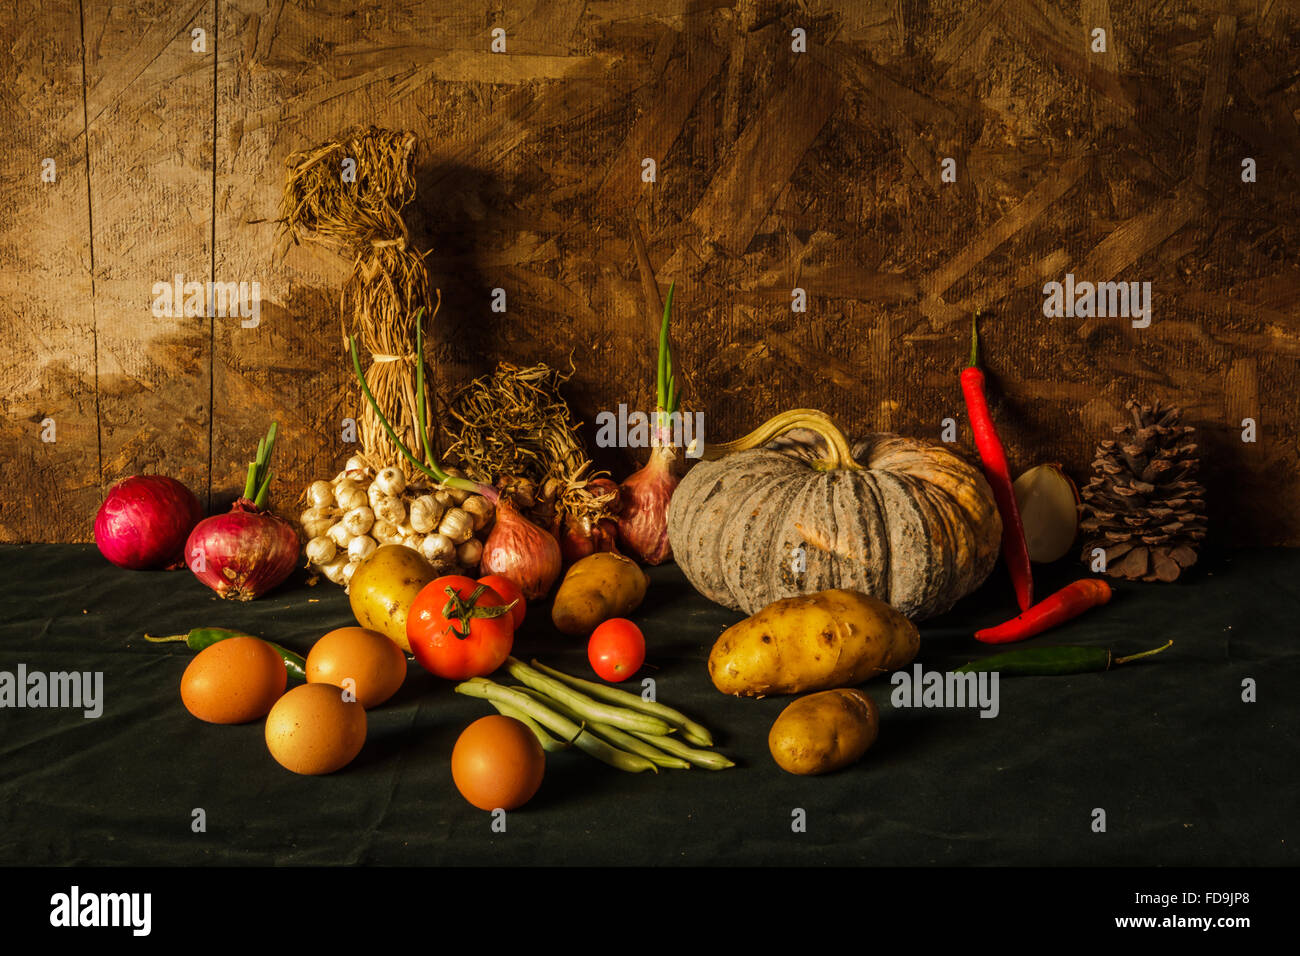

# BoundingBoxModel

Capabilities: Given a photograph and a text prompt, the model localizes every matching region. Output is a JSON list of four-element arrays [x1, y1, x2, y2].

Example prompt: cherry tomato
[[451, 715, 545, 811], [406, 575, 515, 680], [587, 618, 646, 682], [477, 574, 526, 629]]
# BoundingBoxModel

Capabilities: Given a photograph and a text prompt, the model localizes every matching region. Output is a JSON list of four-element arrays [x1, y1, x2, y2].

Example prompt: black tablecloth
[[1, 544, 1294, 866]]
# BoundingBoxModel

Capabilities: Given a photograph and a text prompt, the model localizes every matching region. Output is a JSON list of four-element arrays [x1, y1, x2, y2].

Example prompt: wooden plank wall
[[2, 0, 1299, 548]]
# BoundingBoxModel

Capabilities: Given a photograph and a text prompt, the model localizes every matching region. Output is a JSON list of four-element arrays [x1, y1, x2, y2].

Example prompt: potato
[[708, 589, 919, 697], [348, 544, 438, 652], [551, 552, 650, 636], [769, 688, 879, 775]]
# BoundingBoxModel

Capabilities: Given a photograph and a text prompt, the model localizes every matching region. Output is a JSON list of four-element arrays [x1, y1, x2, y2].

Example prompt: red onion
[[94, 475, 202, 570], [560, 478, 622, 562], [481, 497, 562, 600], [562, 516, 620, 563], [617, 445, 679, 565], [186, 498, 299, 601]]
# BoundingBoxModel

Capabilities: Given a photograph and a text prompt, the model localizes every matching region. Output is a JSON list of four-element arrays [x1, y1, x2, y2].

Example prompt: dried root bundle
[[445, 362, 618, 528], [278, 127, 417, 253], [278, 125, 434, 469]]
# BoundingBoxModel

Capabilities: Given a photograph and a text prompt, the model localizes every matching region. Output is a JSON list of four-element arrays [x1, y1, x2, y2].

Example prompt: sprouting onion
[[618, 281, 682, 565]]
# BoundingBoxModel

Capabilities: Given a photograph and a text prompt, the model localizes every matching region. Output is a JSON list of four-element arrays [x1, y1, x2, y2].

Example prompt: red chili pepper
[[961, 314, 1034, 612], [975, 579, 1112, 644]]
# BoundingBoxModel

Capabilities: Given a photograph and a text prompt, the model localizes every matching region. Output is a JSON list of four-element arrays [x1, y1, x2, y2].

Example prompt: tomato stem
[[441, 584, 517, 640]]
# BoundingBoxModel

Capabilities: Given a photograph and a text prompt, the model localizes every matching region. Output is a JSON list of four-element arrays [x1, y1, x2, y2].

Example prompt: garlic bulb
[[375, 466, 407, 497], [401, 534, 424, 553], [372, 519, 402, 545], [441, 468, 471, 504], [374, 496, 406, 527], [457, 538, 483, 568], [461, 495, 494, 532], [348, 535, 377, 562], [341, 560, 358, 589], [439, 507, 475, 545], [300, 507, 335, 539], [409, 495, 444, 534], [308, 480, 334, 508], [305, 536, 337, 565], [421, 533, 456, 565], [434, 489, 456, 510], [320, 555, 349, 584], [345, 455, 366, 472], [335, 479, 367, 512], [326, 522, 352, 548], [342, 506, 374, 537]]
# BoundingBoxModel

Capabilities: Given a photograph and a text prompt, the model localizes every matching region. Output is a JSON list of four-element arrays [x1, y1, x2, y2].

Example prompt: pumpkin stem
[[702, 409, 862, 470]]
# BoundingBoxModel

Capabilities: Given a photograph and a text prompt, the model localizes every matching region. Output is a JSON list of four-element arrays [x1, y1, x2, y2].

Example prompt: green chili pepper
[[144, 627, 307, 681], [954, 639, 1172, 676]]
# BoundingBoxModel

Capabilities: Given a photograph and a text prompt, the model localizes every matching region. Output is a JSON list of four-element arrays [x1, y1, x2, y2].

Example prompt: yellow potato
[[769, 688, 879, 775], [551, 552, 649, 636], [348, 545, 437, 652], [708, 589, 919, 697]]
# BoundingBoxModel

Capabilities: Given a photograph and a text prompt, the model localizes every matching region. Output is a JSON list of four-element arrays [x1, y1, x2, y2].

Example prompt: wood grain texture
[[0, 1, 99, 541], [84, 0, 213, 512], [2, 0, 1299, 550]]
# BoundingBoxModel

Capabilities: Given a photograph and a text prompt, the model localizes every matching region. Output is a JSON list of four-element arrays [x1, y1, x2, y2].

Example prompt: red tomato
[[587, 618, 646, 682], [406, 575, 516, 680], [477, 574, 526, 629]]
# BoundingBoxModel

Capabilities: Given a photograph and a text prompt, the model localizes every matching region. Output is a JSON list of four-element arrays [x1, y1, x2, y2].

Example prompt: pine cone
[[1079, 398, 1206, 582]]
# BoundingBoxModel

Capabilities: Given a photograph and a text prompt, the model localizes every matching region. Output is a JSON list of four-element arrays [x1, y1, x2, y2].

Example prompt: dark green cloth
[[0, 544, 1294, 865]]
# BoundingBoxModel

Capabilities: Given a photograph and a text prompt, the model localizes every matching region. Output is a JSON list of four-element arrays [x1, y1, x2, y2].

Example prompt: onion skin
[[481, 498, 562, 600], [617, 446, 679, 566], [94, 475, 202, 570], [561, 516, 621, 563], [185, 499, 299, 601]]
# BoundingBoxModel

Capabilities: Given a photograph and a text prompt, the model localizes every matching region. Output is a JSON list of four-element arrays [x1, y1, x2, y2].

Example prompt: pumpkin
[[666, 410, 1002, 619]]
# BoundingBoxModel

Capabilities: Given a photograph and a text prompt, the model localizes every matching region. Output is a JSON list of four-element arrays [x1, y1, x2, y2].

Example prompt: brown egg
[[181, 637, 287, 724], [305, 626, 407, 708], [265, 683, 367, 775]]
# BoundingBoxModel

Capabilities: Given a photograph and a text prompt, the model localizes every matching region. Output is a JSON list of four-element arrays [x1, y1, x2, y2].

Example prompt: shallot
[[481, 496, 561, 600], [618, 282, 682, 565], [186, 422, 298, 601]]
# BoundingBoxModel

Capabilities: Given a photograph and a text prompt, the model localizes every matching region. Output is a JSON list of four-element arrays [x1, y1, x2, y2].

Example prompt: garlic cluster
[[298, 458, 493, 590]]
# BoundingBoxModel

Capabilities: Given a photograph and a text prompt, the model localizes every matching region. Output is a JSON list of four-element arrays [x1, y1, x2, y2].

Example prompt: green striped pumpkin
[[666, 412, 1002, 620]]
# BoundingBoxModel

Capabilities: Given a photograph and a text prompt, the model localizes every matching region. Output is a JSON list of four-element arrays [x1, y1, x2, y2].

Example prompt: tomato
[[477, 574, 526, 629], [587, 618, 646, 682], [406, 575, 516, 680], [451, 715, 545, 811]]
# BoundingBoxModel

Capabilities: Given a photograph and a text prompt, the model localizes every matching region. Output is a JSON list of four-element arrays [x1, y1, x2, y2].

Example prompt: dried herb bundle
[[445, 362, 615, 522], [278, 128, 417, 253], [277, 126, 432, 467]]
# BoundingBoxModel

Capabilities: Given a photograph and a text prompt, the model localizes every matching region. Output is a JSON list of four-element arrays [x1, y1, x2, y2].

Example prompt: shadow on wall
[[406, 160, 498, 392]]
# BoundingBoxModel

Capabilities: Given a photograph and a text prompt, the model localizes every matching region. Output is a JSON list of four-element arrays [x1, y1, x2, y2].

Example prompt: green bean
[[487, 699, 569, 753], [529, 659, 714, 746], [514, 687, 690, 771], [454, 679, 657, 773], [504, 658, 674, 736], [629, 728, 735, 771]]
